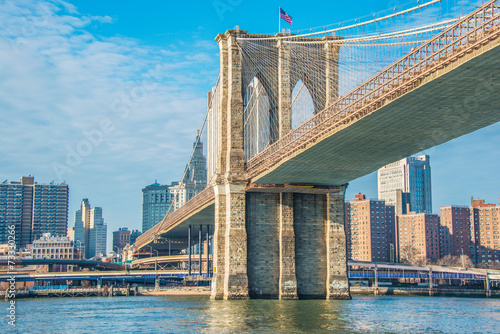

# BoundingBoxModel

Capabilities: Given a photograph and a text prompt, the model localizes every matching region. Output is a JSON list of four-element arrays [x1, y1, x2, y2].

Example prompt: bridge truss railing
[[135, 187, 215, 250], [246, 0, 500, 179]]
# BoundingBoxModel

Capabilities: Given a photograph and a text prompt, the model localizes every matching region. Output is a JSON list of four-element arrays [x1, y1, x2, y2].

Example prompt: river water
[[2, 295, 500, 333]]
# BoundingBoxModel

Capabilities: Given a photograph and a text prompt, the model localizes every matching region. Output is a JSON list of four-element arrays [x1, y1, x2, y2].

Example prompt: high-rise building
[[378, 155, 432, 214], [142, 181, 171, 233], [469, 197, 500, 265], [142, 133, 207, 233], [397, 212, 440, 263], [345, 193, 396, 262], [439, 206, 471, 258], [0, 176, 69, 249], [183, 130, 207, 191], [73, 199, 107, 259]]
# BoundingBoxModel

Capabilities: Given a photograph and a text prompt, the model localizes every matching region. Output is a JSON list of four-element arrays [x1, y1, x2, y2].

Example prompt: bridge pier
[[326, 187, 351, 299], [223, 184, 249, 299], [279, 192, 298, 300], [211, 185, 226, 300], [227, 185, 350, 300], [212, 184, 250, 300]]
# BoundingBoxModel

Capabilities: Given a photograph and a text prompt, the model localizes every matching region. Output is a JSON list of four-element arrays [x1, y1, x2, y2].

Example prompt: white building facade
[[31, 233, 74, 260]]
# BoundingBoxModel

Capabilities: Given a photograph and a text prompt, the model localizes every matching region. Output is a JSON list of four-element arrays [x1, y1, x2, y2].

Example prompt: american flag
[[280, 7, 293, 25]]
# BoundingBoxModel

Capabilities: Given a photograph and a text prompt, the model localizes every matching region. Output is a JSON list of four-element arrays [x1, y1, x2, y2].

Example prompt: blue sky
[[0, 0, 498, 251]]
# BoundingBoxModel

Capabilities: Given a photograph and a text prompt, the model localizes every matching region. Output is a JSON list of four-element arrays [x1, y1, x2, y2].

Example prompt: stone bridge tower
[[211, 29, 349, 300]]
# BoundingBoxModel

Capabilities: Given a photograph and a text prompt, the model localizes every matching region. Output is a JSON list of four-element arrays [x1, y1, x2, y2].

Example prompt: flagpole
[[279, 7, 281, 33]]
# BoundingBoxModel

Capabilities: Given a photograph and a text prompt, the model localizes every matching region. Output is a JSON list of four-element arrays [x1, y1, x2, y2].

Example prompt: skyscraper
[[182, 130, 208, 206], [142, 133, 207, 233], [142, 181, 171, 233], [378, 155, 432, 214], [0, 176, 69, 249], [73, 199, 107, 259]]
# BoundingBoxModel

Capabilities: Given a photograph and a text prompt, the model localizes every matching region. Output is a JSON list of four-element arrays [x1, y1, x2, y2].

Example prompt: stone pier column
[[213, 29, 249, 300], [294, 193, 327, 299], [324, 36, 342, 108], [279, 192, 298, 300], [326, 185, 351, 300], [211, 186, 226, 300], [246, 193, 278, 298], [211, 31, 230, 300], [223, 183, 249, 299], [278, 39, 291, 138]]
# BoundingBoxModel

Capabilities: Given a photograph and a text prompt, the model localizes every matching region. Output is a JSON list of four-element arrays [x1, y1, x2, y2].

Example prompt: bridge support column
[[486, 274, 491, 298], [211, 185, 226, 300], [206, 225, 210, 277], [294, 193, 328, 298], [199, 225, 203, 277], [326, 186, 351, 299], [188, 225, 192, 277], [223, 183, 249, 299], [279, 192, 298, 299], [212, 28, 249, 300], [247, 192, 280, 298], [429, 268, 434, 297]]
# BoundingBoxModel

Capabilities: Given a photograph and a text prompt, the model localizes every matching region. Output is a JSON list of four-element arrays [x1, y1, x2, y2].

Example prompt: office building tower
[[142, 181, 171, 233], [345, 193, 396, 262], [0, 176, 69, 249], [378, 155, 432, 213], [73, 199, 107, 259], [183, 130, 207, 189], [142, 133, 207, 232], [397, 212, 440, 263], [469, 197, 500, 265]]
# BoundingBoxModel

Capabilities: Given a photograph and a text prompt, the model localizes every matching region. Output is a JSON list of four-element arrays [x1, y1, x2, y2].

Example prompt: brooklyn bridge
[[134, 0, 500, 300]]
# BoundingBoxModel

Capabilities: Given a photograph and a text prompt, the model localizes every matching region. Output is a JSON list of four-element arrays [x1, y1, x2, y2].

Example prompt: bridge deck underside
[[254, 45, 500, 186], [151, 204, 215, 251]]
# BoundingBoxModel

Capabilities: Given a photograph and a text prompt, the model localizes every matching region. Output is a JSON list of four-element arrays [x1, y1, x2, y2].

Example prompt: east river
[[1, 295, 500, 333]]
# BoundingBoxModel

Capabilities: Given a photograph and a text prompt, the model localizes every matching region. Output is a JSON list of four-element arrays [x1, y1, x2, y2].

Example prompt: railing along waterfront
[[246, 0, 500, 179], [135, 187, 215, 250]]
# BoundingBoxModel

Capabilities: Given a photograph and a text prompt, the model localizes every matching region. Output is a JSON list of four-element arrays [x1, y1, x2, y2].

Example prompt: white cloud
[[0, 0, 219, 236]]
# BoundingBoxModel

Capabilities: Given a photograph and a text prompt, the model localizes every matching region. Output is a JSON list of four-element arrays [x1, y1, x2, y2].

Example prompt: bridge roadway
[[0, 259, 125, 271], [136, 3, 500, 253], [0, 270, 196, 282], [247, 34, 500, 185], [1, 261, 498, 282]]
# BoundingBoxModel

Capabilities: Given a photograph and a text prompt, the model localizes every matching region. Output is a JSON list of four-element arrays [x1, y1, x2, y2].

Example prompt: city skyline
[[1, 0, 498, 251]]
